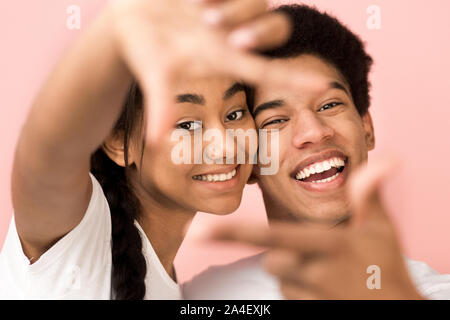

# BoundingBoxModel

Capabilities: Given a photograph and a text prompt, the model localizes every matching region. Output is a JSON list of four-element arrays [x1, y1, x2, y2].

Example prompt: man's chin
[[282, 206, 351, 227]]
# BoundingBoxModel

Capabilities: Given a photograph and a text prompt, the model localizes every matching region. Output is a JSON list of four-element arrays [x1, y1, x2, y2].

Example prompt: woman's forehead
[[176, 75, 244, 95]]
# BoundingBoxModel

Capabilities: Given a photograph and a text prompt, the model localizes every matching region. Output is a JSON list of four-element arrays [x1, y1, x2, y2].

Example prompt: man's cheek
[[257, 129, 281, 176], [335, 120, 367, 152]]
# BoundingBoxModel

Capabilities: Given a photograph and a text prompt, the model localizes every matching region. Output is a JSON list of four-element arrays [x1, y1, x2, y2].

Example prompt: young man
[[182, 4, 450, 300]]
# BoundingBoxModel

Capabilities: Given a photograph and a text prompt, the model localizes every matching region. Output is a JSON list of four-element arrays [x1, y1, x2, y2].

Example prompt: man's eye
[[319, 102, 342, 112], [261, 118, 288, 128], [225, 110, 246, 122], [176, 120, 202, 131]]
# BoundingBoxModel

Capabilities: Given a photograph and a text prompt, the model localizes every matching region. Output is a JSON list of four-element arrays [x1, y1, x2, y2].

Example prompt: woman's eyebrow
[[175, 82, 245, 105], [253, 99, 285, 117], [223, 82, 246, 100], [176, 93, 205, 105]]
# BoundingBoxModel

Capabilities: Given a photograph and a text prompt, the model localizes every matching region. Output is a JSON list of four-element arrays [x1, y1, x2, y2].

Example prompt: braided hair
[[90, 83, 147, 300]]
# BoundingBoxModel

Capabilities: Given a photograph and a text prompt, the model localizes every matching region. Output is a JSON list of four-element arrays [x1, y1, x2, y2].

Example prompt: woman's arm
[[12, 7, 132, 260]]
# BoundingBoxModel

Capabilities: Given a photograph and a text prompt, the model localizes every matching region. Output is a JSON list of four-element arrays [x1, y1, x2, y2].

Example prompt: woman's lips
[[192, 164, 241, 191]]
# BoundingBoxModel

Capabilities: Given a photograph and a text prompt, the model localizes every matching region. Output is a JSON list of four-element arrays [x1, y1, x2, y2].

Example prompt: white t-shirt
[[182, 253, 450, 300], [0, 173, 181, 300]]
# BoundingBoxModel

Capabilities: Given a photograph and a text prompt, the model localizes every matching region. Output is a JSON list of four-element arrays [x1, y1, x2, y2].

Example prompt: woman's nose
[[203, 127, 236, 164]]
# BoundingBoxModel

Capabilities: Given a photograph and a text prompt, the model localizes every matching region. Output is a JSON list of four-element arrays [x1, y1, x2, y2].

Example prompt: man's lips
[[290, 149, 349, 192], [290, 149, 348, 178], [293, 162, 348, 192]]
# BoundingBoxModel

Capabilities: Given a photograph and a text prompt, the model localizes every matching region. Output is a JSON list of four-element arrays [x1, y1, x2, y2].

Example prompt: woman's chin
[[199, 197, 243, 215]]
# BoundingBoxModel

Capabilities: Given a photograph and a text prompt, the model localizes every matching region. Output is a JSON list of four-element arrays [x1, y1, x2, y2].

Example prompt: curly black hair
[[259, 4, 374, 116]]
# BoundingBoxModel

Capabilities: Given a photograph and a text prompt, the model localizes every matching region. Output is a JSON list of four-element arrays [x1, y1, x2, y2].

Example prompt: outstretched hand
[[109, 0, 311, 143], [207, 157, 425, 299]]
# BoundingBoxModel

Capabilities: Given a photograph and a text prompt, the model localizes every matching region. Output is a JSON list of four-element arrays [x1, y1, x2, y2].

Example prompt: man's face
[[253, 54, 375, 224]]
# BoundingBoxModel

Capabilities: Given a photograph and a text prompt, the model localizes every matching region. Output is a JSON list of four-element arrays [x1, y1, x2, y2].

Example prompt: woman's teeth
[[295, 157, 345, 183], [193, 168, 237, 182]]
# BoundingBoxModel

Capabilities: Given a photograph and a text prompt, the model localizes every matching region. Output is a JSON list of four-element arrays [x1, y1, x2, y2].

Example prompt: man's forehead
[[256, 54, 350, 101]]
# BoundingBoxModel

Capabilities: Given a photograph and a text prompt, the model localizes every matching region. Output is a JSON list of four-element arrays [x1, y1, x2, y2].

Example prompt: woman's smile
[[191, 164, 242, 191]]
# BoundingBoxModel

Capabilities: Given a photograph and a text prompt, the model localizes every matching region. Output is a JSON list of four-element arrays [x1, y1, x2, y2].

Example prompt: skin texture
[[208, 55, 424, 299]]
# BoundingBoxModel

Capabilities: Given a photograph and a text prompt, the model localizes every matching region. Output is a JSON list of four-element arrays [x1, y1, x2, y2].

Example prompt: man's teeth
[[310, 172, 340, 184], [295, 158, 345, 182], [193, 169, 237, 182]]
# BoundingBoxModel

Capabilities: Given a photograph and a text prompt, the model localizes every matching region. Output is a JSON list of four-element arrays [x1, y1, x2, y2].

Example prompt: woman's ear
[[362, 111, 375, 151], [102, 133, 135, 167]]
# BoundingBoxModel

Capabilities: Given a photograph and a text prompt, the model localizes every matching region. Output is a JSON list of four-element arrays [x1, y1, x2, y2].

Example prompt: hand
[[209, 157, 425, 299], [108, 0, 301, 143]]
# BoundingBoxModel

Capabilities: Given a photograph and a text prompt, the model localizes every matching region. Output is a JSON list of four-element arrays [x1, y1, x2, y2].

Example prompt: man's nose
[[291, 110, 334, 149]]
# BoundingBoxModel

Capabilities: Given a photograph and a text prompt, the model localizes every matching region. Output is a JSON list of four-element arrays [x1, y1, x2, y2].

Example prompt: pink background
[[1, 0, 449, 283]]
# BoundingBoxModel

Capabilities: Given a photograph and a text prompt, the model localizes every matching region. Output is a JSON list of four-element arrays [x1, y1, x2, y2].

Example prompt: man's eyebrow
[[253, 99, 285, 118], [251, 82, 349, 117], [176, 93, 205, 105], [330, 81, 350, 96], [223, 82, 246, 100]]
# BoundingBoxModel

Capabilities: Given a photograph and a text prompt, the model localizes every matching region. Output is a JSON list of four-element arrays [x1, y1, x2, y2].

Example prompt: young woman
[[0, 0, 294, 299]]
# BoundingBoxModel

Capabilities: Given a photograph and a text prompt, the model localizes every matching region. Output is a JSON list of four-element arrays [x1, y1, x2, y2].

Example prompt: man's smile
[[290, 149, 349, 192]]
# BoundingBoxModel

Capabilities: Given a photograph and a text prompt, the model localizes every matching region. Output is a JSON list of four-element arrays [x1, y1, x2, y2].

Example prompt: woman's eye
[[225, 110, 246, 122], [176, 120, 202, 131], [319, 102, 342, 112], [261, 118, 288, 128]]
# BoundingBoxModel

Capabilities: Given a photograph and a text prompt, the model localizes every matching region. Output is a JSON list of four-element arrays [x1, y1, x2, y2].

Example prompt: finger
[[263, 249, 305, 285], [300, 261, 332, 288], [228, 12, 291, 50], [213, 49, 327, 93], [202, 0, 267, 27], [144, 66, 177, 145], [115, 23, 178, 145], [348, 156, 400, 227], [279, 280, 320, 300], [209, 222, 341, 253]]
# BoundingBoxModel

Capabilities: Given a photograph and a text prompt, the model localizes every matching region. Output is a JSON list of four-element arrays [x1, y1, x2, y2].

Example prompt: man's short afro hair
[[263, 4, 374, 116]]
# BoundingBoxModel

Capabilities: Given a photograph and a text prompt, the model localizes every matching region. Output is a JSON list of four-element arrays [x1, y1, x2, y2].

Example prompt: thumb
[[348, 155, 400, 227], [144, 66, 177, 145]]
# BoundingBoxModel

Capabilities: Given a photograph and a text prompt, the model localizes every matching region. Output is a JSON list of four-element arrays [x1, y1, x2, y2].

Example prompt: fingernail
[[203, 9, 223, 25], [229, 29, 256, 49]]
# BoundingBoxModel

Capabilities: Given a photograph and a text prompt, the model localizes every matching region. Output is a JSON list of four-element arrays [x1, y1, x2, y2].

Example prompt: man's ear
[[362, 111, 375, 151], [102, 133, 135, 167]]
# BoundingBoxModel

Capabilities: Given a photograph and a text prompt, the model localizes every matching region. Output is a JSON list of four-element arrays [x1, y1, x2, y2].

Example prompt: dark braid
[[90, 83, 147, 300]]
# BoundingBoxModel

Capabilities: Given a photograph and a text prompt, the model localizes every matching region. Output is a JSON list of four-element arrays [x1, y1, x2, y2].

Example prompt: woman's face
[[131, 76, 256, 214]]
